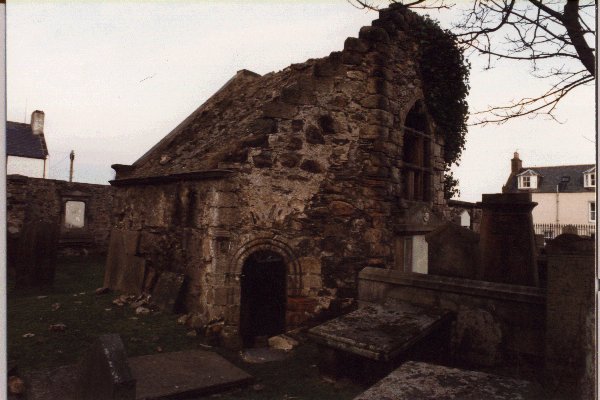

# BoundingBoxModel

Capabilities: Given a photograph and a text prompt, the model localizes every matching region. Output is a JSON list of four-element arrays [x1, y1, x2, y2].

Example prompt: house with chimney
[[502, 152, 596, 239], [7, 110, 49, 178]]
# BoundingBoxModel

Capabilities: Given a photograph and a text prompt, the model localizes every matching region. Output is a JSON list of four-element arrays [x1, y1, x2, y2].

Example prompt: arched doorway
[[240, 250, 287, 347]]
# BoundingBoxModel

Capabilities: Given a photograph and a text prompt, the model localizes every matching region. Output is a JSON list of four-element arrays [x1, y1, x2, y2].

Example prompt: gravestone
[[425, 222, 480, 279], [152, 271, 186, 312], [104, 230, 146, 294], [545, 234, 595, 399], [353, 361, 543, 400], [15, 221, 60, 288], [77, 334, 136, 400], [477, 193, 538, 286]]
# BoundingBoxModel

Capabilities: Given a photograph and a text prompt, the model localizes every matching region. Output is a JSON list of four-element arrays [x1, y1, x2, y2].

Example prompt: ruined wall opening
[[402, 101, 433, 202], [239, 250, 287, 347]]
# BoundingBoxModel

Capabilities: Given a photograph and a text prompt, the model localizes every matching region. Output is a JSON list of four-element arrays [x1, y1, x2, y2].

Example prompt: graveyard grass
[[7, 257, 364, 400]]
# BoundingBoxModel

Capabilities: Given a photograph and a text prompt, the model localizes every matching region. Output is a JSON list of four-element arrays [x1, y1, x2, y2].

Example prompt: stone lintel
[[109, 169, 235, 187]]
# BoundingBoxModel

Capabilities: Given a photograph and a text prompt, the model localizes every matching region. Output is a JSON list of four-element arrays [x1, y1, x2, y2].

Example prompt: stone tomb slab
[[129, 350, 253, 399], [24, 350, 253, 400], [308, 301, 452, 361], [353, 361, 544, 400]]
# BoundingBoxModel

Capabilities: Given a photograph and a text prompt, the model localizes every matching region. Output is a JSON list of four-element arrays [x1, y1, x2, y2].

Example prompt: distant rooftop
[[7, 121, 49, 159]]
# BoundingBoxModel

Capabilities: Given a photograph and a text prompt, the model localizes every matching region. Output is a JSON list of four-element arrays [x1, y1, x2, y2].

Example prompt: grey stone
[[129, 350, 252, 399], [477, 193, 539, 286], [308, 301, 452, 361], [77, 334, 136, 400], [353, 361, 543, 400], [15, 221, 60, 288], [152, 271, 186, 313], [425, 222, 480, 280]]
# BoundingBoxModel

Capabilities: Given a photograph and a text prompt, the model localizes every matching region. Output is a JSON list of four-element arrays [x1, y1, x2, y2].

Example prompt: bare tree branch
[[347, 0, 595, 124]]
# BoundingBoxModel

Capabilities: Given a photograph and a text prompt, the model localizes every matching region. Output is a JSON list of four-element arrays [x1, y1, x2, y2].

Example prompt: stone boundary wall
[[7, 174, 115, 255], [358, 267, 546, 367]]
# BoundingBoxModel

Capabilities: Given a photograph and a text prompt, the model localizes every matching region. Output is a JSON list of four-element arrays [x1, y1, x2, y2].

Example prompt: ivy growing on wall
[[413, 15, 470, 167]]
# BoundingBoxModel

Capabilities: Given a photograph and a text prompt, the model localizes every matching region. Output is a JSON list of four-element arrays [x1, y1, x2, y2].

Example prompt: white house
[[502, 152, 596, 238], [7, 110, 49, 178]]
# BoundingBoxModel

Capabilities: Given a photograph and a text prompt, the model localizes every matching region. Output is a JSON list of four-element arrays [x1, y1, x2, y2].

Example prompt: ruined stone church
[[106, 5, 453, 344]]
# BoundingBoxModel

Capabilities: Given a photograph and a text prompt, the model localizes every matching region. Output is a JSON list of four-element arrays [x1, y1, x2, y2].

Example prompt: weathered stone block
[[286, 136, 303, 150], [281, 82, 316, 105], [360, 95, 389, 110], [425, 223, 480, 280], [262, 101, 298, 119], [252, 150, 273, 168], [77, 334, 136, 400], [451, 306, 503, 367], [367, 78, 391, 97], [278, 152, 302, 168], [328, 200, 356, 216], [152, 271, 186, 313], [248, 118, 277, 135], [305, 125, 325, 144], [358, 26, 390, 43], [15, 221, 60, 288], [299, 160, 323, 173], [299, 256, 322, 275], [343, 37, 369, 53], [303, 274, 322, 289], [359, 125, 388, 140], [341, 51, 364, 66]]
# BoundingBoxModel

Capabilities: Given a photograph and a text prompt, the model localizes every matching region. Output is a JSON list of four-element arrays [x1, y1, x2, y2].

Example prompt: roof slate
[[6, 121, 49, 159], [505, 164, 595, 193]]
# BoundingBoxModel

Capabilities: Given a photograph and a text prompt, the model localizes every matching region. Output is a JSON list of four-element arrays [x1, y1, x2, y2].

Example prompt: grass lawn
[[7, 257, 365, 400]]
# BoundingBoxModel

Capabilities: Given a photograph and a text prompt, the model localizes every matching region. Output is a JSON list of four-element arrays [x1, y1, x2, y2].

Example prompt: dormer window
[[584, 167, 596, 188], [517, 170, 538, 189]]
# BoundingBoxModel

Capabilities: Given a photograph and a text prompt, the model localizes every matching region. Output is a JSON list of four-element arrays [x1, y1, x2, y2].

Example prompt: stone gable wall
[[108, 7, 453, 335]]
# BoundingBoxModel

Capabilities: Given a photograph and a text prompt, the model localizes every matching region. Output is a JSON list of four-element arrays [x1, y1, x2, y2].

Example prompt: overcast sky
[[7, 1, 596, 202]]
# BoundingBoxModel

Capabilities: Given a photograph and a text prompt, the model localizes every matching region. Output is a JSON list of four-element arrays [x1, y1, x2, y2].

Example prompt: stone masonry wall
[[108, 6, 453, 335], [7, 175, 115, 255]]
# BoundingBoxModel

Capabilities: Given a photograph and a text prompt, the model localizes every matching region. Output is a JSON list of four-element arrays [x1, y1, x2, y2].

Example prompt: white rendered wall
[[6, 155, 46, 178], [532, 192, 596, 225]]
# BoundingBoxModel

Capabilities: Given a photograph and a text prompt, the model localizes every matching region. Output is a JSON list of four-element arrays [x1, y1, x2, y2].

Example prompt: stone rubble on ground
[[135, 306, 150, 315], [95, 287, 111, 295], [48, 323, 67, 332], [268, 334, 299, 352]]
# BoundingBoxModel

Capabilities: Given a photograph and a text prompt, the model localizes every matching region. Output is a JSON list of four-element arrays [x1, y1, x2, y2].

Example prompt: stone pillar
[[545, 234, 595, 399], [477, 193, 538, 286]]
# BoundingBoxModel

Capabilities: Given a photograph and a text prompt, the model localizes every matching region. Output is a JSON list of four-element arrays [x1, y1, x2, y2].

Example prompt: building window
[[64, 201, 86, 228], [401, 102, 433, 202], [518, 173, 538, 189], [584, 172, 596, 188], [589, 202, 596, 222]]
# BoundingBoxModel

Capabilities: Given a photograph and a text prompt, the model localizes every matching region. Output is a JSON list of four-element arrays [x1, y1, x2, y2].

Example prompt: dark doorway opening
[[240, 250, 287, 347]]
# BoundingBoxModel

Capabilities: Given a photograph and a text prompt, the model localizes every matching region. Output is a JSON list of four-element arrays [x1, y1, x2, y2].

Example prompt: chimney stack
[[511, 151, 522, 174], [31, 110, 45, 136]]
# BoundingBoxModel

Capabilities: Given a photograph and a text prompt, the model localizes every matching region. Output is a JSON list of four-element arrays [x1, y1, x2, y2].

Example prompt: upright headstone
[[425, 222, 480, 279], [545, 234, 595, 399], [477, 193, 538, 286], [77, 334, 136, 400], [152, 271, 186, 313], [15, 221, 60, 288], [104, 229, 146, 294]]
